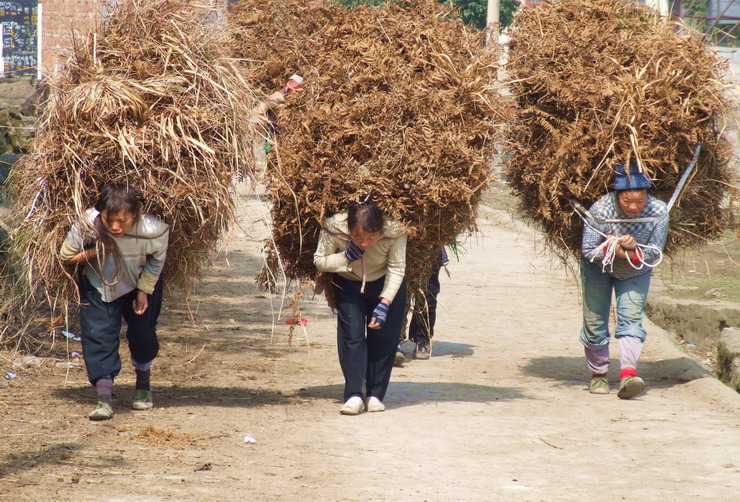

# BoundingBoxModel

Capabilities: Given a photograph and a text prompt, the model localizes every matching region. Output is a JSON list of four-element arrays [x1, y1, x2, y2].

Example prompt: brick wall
[[38, 0, 227, 77], [39, 0, 104, 75]]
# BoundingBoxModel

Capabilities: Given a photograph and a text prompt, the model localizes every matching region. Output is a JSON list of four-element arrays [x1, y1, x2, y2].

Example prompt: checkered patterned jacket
[[581, 192, 669, 280]]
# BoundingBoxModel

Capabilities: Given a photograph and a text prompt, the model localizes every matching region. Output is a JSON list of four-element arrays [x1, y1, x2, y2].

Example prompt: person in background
[[314, 200, 407, 414], [251, 74, 303, 169], [396, 247, 448, 364], [580, 164, 668, 399], [60, 184, 169, 420]]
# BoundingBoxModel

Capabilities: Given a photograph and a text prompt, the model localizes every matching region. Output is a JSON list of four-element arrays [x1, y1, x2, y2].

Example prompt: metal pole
[[717, 20, 740, 43], [683, 0, 704, 15], [706, 0, 738, 35]]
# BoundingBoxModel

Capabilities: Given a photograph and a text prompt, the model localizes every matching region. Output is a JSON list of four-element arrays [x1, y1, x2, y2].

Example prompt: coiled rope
[[579, 216, 664, 273]]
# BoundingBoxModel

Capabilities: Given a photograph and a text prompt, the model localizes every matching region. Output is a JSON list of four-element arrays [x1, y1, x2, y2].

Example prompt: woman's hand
[[62, 247, 98, 266], [133, 290, 149, 315], [619, 234, 636, 250], [344, 240, 365, 262], [368, 299, 390, 330], [614, 234, 637, 260], [605, 233, 636, 260]]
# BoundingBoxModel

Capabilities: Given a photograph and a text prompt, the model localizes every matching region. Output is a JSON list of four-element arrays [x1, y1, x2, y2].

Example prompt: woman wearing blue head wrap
[[579, 163, 669, 399]]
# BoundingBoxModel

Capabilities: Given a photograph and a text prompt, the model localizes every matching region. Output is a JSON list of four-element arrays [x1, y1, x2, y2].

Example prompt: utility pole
[[645, 0, 670, 16], [487, 0, 500, 26], [487, 0, 500, 45]]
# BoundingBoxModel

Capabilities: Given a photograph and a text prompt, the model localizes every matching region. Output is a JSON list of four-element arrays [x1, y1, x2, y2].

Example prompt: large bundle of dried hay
[[505, 0, 732, 258], [229, 0, 511, 305], [227, 0, 336, 96], [2, 0, 254, 349]]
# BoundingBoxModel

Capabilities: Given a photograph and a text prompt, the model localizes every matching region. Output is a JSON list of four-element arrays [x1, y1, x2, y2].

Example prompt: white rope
[[579, 213, 663, 273]]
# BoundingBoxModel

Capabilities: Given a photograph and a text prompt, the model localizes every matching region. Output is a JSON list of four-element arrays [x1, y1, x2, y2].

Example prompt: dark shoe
[[132, 389, 153, 410], [617, 376, 644, 399], [89, 402, 113, 421], [394, 344, 405, 367], [413, 341, 431, 360], [589, 376, 609, 394]]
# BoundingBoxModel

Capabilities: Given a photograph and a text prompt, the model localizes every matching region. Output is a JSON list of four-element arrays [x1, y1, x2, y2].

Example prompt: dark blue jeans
[[80, 277, 163, 385], [333, 274, 407, 402], [408, 265, 441, 343]]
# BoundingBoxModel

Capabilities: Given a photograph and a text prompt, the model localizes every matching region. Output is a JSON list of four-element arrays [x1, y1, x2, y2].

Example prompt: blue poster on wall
[[0, 0, 38, 77]]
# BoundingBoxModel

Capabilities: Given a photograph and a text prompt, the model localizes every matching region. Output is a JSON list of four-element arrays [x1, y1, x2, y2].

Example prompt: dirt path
[[2, 186, 740, 501]]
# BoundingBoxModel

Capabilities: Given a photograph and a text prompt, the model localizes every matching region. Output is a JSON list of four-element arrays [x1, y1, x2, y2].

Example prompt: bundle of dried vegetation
[[229, 0, 511, 307], [505, 0, 732, 258], [1, 0, 255, 350]]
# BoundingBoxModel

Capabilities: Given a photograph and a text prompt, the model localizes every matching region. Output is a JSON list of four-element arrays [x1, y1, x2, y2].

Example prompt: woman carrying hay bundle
[[60, 184, 169, 420], [314, 200, 407, 415], [579, 166, 668, 400]]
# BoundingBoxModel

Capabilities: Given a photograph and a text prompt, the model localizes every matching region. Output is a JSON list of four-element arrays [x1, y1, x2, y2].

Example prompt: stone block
[[645, 297, 740, 346], [718, 327, 740, 393]]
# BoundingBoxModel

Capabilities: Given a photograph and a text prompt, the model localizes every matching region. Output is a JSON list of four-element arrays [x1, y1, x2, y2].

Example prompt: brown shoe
[[617, 376, 645, 399]]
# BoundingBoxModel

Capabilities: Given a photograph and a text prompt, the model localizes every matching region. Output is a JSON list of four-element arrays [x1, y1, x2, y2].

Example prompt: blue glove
[[439, 248, 449, 265], [344, 240, 364, 262], [371, 302, 390, 327]]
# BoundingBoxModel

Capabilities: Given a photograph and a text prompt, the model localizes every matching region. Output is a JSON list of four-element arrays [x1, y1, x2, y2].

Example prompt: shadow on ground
[[300, 381, 522, 410], [54, 384, 295, 412], [521, 355, 712, 390], [0, 442, 92, 481], [429, 341, 475, 358]]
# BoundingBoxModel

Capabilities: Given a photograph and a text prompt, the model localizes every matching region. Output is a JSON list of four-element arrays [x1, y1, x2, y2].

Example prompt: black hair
[[94, 184, 142, 219], [348, 200, 383, 233], [92, 184, 142, 285]]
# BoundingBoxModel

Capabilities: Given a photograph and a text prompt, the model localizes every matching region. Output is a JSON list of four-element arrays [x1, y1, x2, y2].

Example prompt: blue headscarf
[[613, 163, 652, 191]]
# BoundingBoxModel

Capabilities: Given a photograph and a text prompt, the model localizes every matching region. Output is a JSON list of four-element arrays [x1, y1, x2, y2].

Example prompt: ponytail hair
[[348, 200, 383, 234]]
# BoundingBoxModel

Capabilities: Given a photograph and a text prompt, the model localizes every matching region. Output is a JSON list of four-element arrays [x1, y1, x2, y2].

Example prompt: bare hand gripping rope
[[569, 144, 702, 272]]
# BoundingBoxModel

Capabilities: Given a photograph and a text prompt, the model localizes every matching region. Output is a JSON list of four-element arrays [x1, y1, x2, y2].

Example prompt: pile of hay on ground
[[228, 0, 511, 306], [505, 0, 732, 258], [1, 0, 255, 349]]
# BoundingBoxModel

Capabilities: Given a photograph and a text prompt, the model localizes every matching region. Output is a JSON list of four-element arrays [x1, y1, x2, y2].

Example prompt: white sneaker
[[365, 396, 385, 412], [340, 396, 364, 415]]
